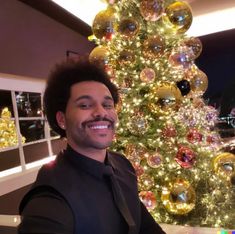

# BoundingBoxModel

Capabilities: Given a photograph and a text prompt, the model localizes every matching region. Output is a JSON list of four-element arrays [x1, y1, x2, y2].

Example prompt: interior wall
[[0, 184, 31, 215], [0, 0, 95, 79]]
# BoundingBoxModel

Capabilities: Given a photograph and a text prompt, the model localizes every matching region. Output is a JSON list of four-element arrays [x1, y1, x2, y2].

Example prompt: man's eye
[[103, 103, 114, 109], [78, 103, 91, 109]]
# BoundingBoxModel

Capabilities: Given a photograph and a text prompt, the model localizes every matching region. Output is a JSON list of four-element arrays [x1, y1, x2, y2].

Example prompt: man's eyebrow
[[104, 96, 114, 101], [74, 95, 114, 102], [75, 95, 92, 102]]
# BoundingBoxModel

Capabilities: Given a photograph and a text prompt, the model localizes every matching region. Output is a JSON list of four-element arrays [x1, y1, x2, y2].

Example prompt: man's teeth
[[89, 125, 109, 129]]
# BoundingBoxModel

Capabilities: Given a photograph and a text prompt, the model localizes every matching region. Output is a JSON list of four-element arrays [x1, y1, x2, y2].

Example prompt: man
[[18, 60, 165, 234]]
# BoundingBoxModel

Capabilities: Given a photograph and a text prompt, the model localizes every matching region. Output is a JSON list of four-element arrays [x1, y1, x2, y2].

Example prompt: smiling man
[[18, 59, 165, 234]]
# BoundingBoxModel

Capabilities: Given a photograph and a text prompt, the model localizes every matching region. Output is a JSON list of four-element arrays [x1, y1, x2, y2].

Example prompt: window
[[0, 73, 66, 195]]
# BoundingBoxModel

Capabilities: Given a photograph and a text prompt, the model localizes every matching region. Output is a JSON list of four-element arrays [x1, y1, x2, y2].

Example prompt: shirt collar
[[63, 145, 116, 180]]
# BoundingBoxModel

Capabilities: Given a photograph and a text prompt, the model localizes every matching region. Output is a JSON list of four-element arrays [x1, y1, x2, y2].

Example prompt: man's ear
[[56, 111, 66, 130]]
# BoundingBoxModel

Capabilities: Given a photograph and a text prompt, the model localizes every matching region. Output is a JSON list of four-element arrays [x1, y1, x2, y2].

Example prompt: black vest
[[20, 149, 141, 234]]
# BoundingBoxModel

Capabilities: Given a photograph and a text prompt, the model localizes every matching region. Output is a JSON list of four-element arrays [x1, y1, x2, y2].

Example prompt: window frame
[[0, 73, 59, 196]]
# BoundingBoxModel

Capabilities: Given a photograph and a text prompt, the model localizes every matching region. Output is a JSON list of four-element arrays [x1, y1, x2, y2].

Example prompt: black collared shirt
[[18, 146, 165, 234]]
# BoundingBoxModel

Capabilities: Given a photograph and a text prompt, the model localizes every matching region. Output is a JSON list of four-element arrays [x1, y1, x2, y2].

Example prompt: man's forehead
[[70, 81, 112, 97]]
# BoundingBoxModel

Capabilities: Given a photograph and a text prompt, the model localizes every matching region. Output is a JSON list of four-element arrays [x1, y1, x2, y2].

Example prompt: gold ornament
[[213, 152, 235, 182], [140, 68, 156, 83], [92, 8, 116, 39], [163, 1, 192, 33], [118, 50, 135, 65], [190, 69, 208, 95], [124, 143, 147, 164], [138, 174, 155, 191], [89, 46, 109, 68], [127, 112, 149, 135], [118, 18, 139, 37], [139, 191, 157, 210], [161, 178, 196, 215], [142, 35, 165, 58], [149, 84, 182, 112], [139, 0, 164, 21]]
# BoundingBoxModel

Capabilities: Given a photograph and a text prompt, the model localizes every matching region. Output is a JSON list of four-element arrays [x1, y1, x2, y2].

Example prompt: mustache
[[82, 117, 115, 128]]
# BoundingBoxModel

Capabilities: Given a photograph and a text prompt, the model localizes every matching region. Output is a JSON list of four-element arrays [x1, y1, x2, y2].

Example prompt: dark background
[[198, 29, 235, 112]]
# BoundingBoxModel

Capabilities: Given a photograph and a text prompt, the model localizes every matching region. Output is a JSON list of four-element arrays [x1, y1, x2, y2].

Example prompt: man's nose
[[92, 105, 107, 118]]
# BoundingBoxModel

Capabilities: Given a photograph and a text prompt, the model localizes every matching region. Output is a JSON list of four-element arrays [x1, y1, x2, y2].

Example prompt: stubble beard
[[74, 126, 114, 150]]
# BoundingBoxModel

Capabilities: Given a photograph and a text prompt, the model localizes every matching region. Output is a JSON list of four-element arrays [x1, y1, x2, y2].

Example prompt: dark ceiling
[[19, 0, 92, 37]]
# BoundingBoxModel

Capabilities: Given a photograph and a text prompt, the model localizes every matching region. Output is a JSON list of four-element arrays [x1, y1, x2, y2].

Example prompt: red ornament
[[163, 125, 177, 138], [105, 32, 114, 40], [133, 163, 145, 177], [187, 128, 203, 143], [175, 145, 196, 168], [139, 191, 157, 210]]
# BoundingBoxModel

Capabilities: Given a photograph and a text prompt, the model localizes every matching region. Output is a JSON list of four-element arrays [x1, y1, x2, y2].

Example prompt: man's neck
[[68, 143, 107, 162]]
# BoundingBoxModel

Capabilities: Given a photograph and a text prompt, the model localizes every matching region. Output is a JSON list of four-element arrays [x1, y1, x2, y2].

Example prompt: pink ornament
[[139, 0, 164, 21], [139, 191, 157, 210], [206, 134, 220, 144], [168, 46, 194, 69], [140, 68, 156, 82], [147, 153, 162, 168]]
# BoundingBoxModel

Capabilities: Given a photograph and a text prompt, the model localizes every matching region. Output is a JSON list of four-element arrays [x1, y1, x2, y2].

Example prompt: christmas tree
[[0, 107, 25, 148], [89, 0, 235, 228]]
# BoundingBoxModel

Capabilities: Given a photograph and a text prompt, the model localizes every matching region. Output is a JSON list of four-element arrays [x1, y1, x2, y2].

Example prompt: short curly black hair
[[43, 59, 119, 137]]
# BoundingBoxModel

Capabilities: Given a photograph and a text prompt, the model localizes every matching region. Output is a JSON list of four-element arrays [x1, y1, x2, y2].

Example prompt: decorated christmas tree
[[89, 0, 235, 228], [0, 107, 25, 148]]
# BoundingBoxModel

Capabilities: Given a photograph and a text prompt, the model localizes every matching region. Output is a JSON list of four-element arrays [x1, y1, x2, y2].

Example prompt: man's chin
[[90, 140, 113, 150]]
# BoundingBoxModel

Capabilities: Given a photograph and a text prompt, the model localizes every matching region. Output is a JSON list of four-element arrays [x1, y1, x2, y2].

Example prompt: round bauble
[[139, 0, 164, 21], [147, 152, 163, 168], [161, 178, 196, 215], [140, 68, 156, 83], [176, 79, 191, 96], [163, 1, 193, 33], [92, 8, 116, 39], [213, 152, 235, 181], [118, 50, 135, 65], [175, 145, 196, 169], [150, 84, 182, 111], [190, 70, 208, 95], [181, 37, 202, 59], [142, 35, 165, 58], [89, 46, 109, 68], [139, 191, 157, 210], [118, 18, 139, 37]]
